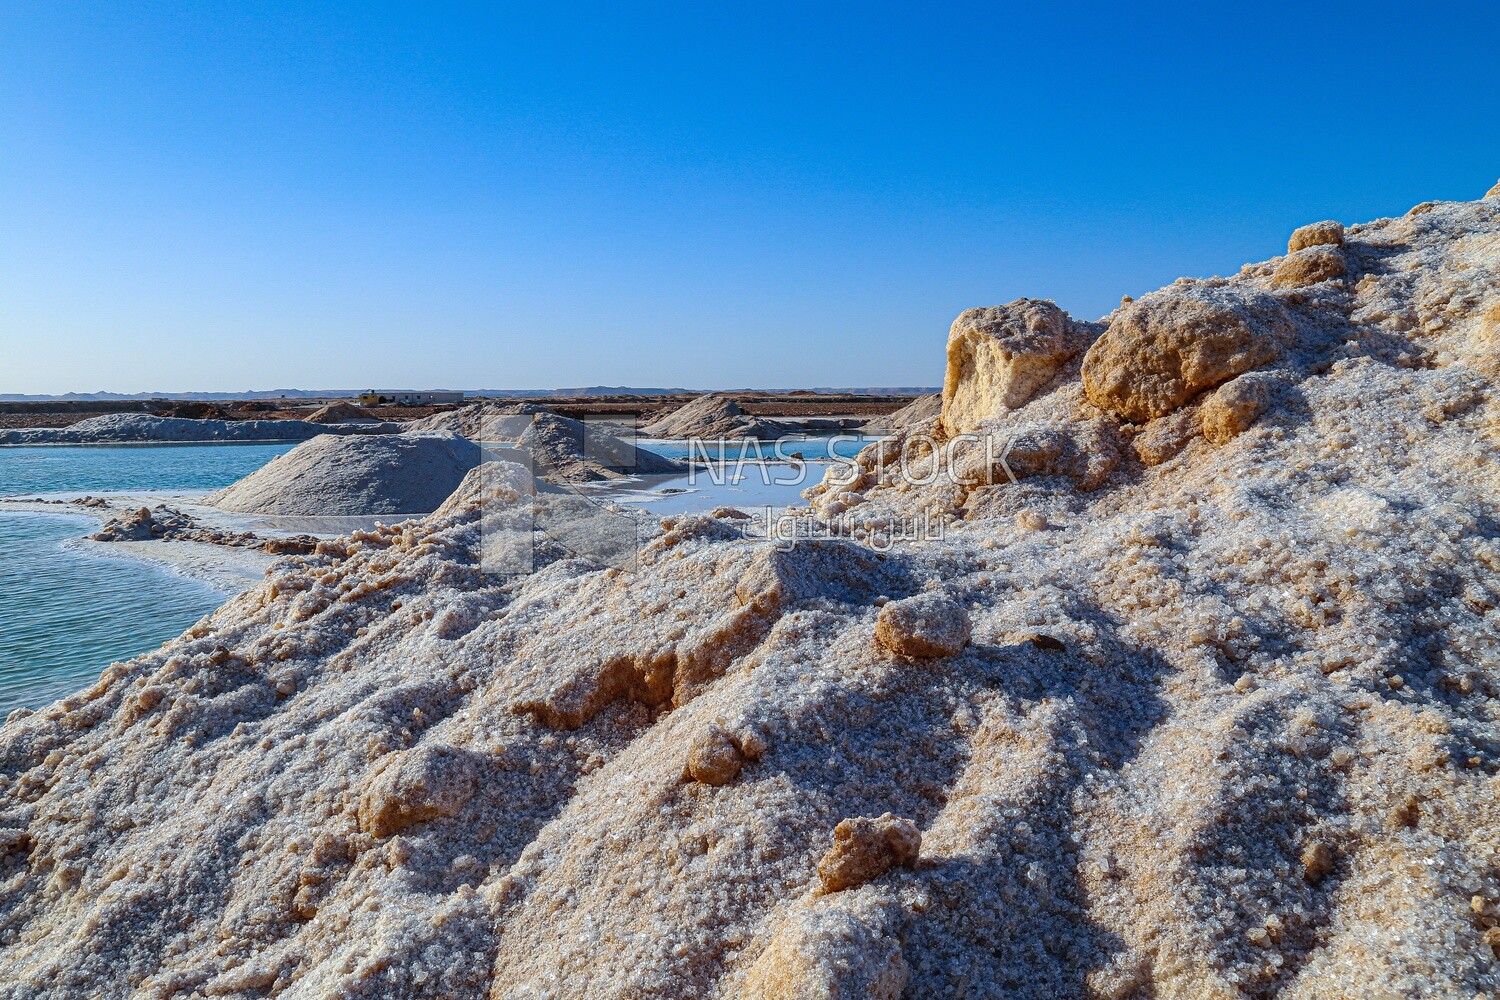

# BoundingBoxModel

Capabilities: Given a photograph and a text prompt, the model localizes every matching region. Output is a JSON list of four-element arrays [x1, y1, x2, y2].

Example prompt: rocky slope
[[1, 184, 1498, 999]]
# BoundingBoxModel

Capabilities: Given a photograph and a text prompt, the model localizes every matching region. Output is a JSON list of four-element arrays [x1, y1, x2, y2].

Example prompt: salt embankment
[[0, 413, 402, 446]]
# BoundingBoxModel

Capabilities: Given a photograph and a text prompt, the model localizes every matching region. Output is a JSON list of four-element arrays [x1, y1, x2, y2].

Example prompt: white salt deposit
[[1, 185, 1498, 998], [205, 432, 483, 516]]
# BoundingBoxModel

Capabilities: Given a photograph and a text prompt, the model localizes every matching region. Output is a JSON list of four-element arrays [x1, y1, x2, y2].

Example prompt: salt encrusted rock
[[1081, 284, 1293, 422], [941, 299, 1094, 435], [1199, 374, 1274, 445], [874, 593, 971, 658], [1016, 509, 1049, 531], [357, 744, 481, 838], [708, 505, 751, 520], [742, 901, 908, 999], [517, 412, 684, 482], [403, 400, 547, 436], [948, 420, 1121, 492], [1271, 245, 1347, 288], [1288, 220, 1345, 253], [90, 506, 159, 542], [1131, 408, 1200, 466], [816, 813, 922, 893], [305, 401, 377, 423], [685, 726, 746, 785], [1301, 840, 1335, 884]]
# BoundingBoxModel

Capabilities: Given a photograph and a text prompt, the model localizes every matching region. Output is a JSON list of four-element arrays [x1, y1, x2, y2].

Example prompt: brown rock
[[1081, 284, 1292, 422], [1287, 220, 1345, 253], [357, 744, 480, 838], [817, 813, 921, 893], [1015, 509, 1050, 531], [949, 420, 1121, 491], [1301, 840, 1334, 884], [874, 594, 971, 658], [1391, 793, 1421, 829], [1271, 246, 1347, 288], [1131, 408, 1200, 466], [941, 299, 1094, 435], [1199, 375, 1273, 444], [686, 726, 745, 786]]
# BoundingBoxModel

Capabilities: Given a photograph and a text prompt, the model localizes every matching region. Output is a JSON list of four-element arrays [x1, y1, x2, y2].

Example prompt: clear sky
[[2, 2, 1497, 394]]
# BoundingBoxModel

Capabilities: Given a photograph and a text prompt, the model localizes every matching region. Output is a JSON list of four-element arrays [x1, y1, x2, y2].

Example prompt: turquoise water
[[0, 442, 296, 497], [601, 465, 826, 516], [579, 436, 876, 516], [640, 435, 874, 463], [0, 513, 225, 714], [0, 438, 860, 714], [0, 443, 297, 715]]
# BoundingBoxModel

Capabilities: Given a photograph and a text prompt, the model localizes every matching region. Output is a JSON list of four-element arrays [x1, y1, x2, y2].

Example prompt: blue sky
[[2, 3, 1497, 394]]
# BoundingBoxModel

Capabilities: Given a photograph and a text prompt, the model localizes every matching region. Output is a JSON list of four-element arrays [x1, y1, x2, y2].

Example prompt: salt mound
[[641, 393, 782, 439], [205, 432, 483, 515], [862, 392, 941, 433], [306, 401, 378, 423], [404, 402, 548, 438], [517, 411, 684, 481], [3, 185, 1499, 998]]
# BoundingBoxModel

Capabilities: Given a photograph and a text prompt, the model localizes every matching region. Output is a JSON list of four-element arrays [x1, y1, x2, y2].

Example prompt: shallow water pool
[[0, 443, 302, 714], [0, 513, 226, 714], [0, 441, 296, 497]]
